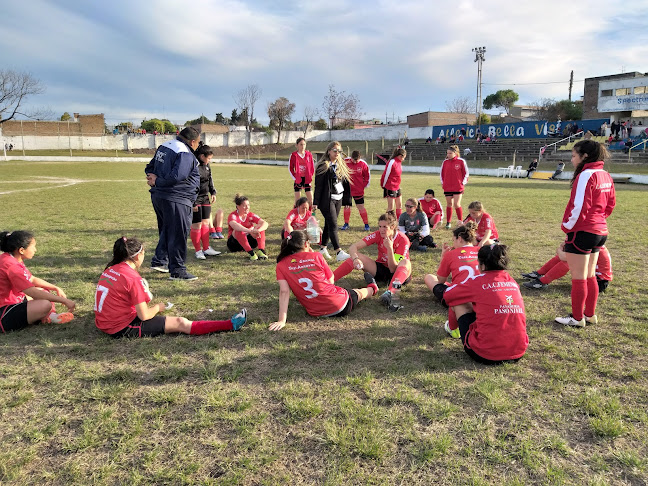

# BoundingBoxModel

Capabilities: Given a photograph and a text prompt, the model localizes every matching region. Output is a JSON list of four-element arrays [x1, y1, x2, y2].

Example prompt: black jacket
[[313, 165, 351, 207], [195, 164, 216, 205]]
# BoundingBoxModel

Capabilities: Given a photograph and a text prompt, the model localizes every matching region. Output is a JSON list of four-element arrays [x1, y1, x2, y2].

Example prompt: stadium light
[[472, 46, 486, 130]]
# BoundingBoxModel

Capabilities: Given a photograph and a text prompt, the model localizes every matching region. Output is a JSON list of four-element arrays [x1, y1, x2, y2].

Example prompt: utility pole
[[568, 70, 574, 101], [472, 46, 486, 128]]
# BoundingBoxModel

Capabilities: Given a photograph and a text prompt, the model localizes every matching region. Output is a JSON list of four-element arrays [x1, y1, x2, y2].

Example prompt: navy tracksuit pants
[[151, 195, 191, 275]]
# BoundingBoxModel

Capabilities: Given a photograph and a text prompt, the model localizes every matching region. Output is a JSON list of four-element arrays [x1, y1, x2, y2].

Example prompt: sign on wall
[[431, 119, 608, 139], [598, 94, 648, 113]]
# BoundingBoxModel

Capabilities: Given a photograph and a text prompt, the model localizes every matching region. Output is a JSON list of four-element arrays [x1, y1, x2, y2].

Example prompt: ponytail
[[276, 230, 309, 263], [378, 210, 398, 228], [478, 244, 509, 271], [453, 221, 477, 244], [105, 236, 144, 269]]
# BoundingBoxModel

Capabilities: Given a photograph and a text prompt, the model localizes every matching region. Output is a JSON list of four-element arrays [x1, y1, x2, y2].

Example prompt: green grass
[[0, 160, 647, 485]]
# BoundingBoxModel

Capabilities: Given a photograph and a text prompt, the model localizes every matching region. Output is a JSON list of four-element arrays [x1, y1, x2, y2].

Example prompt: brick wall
[[583, 73, 644, 119], [1, 114, 105, 136], [407, 111, 474, 127]]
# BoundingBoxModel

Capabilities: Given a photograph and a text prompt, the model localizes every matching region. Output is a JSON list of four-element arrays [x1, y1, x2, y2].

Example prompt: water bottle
[[390, 279, 402, 311], [306, 215, 320, 243]]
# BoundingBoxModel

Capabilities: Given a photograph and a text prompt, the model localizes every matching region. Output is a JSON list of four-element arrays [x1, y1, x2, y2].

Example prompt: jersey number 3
[[298, 278, 319, 299]]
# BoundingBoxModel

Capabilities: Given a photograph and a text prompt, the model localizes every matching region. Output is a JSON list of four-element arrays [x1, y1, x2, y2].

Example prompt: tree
[[0, 70, 47, 124], [445, 96, 474, 114], [141, 118, 177, 133], [302, 105, 319, 137], [267, 97, 296, 143], [186, 115, 212, 126], [482, 89, 519, 115], [215, 112, 227, 125], [60, 112, 71, 121], [322, 85, 361, 129], [230, 109, 240, 125], [314, 118, 328, 130], [529, 98, 583, 121], [234, 84, 262, 133]]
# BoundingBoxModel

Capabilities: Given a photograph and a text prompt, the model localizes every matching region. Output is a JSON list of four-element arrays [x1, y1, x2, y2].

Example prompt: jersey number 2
[[298, 278, 319, 299]]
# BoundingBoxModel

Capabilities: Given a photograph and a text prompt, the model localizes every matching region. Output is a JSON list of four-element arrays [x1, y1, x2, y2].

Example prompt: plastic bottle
[[306, 215, 320, 243]]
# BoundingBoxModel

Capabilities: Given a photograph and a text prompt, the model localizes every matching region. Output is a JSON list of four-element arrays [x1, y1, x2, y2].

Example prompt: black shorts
[[433, 283, 449, 308], [444, 191, 463, 197], [110, 315, 166, 338], [0, 301, 29, 333], [383, 188, 401, 198], [329, 289, 360, 318], [349, 195, 365, 205], [374, 262, 412, 286], [227, 234, 258, 252], [294, 177, 311, 192], [564, 231, 607, 255], [458, 312, 521, 365], [192, 204, 212, 224], [598, 279, 610, 293]]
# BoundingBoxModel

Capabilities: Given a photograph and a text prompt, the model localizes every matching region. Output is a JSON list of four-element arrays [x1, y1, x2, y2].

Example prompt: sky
[[2, 0, 647, 127]]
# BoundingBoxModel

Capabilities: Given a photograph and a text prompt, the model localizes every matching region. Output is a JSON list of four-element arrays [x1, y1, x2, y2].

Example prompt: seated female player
[[398, 198, 436, 251], [1, 231, 75, 333], [443, 244, 528, 365], [282, 197, 312, 239], [418, 189, 443, 230], [95, 236, 247, 337], [227, 194, 269, 261], [269, 230, 378, 331], [463, 201, 499, 247], [424, 222, 480, 338], [333, 211, 411, 312]]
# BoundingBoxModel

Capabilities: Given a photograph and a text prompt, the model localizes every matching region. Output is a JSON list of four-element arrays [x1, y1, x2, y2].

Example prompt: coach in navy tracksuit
[[145, 127, 200, 280]]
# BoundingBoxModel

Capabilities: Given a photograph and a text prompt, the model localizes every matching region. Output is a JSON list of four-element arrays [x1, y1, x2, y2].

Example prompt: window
[[601, 89, 613, 97], [634, 86, 647, 94], [616, 88, 631, 96]]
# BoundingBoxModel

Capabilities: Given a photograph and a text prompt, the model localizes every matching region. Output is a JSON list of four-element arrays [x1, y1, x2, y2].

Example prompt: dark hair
[[378, 210, 398, 228], [571, 140, 609, 187], [106, 236, 144, 269], [195, 143, 213, 164], [296, 137, 306, 145], [234, 193, 248, 206], [179, 126, 200, 142], [276, 230, 309, 263], [351, 150, 360, 160], [294, 196, 309, 208], [478, 244, 509, 271], [467, 201, 483, 211], [390, 147, 406, 159], [424, 189, 435, 196], [453, 221, 477, 243], [0, 230, 34, 253]]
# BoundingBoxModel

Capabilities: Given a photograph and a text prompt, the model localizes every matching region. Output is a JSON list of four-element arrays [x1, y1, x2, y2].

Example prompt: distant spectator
[[526, 159, 538, 178], [556, 116, 561, 133], [460, 127, 467, 137], [627, 121, 632, 137], [457, 134, 464, 142], [549, 162, 565, 180], [435, 136, 441, 144], [463, 148, 472, 157], [624, 139, 633, 153], [584, 131, 593, 140], [449, 135, 456, 143], [403, 137, 410, 146], [600, 122, 608, 136], [426, 136, 433, 144]]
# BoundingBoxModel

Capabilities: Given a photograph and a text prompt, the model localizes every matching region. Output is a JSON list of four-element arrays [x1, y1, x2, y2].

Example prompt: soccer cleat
[[523, 278, 547, 290], [195, 250, 206, 260], [430, 242, 438, 249], [364, 224, 371, 231], [336, 249, 351, 262], [521, 271, 542, 279], [445, 222, 452, 229], [585, 315, 598, 325], [380, 290, 392, 307], [216, 232, 224, 239], [415, 245, 428, 252], [249, 253, 259, 261], [555, 314, 586, 328], [340, 223, 350, 230], [231, 308, 248, 330], [44, 312, 74, 324], [320, 247, 332, 260], [203, 247, 221, 256], [444, 320, 461, 339], [255, 249, 268, 260], [151, 264, 169, 273], [209, 232, 218, 238], [169, 272, 198, 281]]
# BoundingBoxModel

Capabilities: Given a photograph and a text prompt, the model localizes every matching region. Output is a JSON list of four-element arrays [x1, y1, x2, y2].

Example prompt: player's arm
[[269, 280, 291, 331], [30, 276, 67, 297], [229, 218, 252, 233], [23, 286, 75, 311], [348, 239, 368, 261], [135, 301, 166, 321], [478, 229, 492, 247], [254, 217, 269, 232]]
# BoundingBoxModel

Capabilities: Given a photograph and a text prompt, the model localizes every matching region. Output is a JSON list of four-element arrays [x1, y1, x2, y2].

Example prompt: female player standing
[[282, 197, 312, 239], [227, 194, 269, 261], [555, 140, 615, 327], [380, 147, 406, 218], [440, 145, 469, 228], [463, 201, 499, 247], [269, 230, 378, 331], [418, 189, 443, 230], [289, 137, 315, 208], [190, 144, 222, 259], [95, 236, 246, 337], [1, 231, 75, 333], [341, 151, 371, 231]]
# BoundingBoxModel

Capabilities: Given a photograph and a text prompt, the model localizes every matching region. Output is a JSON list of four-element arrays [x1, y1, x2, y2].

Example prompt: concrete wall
[[1, 114, 105, 136]]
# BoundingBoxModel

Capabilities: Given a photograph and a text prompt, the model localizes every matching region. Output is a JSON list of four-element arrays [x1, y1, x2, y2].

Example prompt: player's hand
[[157, 302, 166, 312], [53, 286, 67, 298], [250, 229, 260, 238], [269, 321, 286, 331], [210, 195, 216, 204], [441, 242, 451, 255], [383, 236, 394, 251], [146, 174, 157, 186], [353, 258, 364, 271], [312, 205, 317, 212], [192, 206, 199, 212], [63, 299, 76, 312]]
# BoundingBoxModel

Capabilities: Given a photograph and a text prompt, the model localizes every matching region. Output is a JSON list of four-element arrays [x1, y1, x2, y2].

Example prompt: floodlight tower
[[472, 46, 486, 128]]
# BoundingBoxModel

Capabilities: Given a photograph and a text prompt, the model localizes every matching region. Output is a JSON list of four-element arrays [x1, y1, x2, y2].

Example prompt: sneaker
[[215, 232, 224, 239], [249, 252, 259, 261], [169, 272, 198, 281], [585, 315, 598, 325], [209, 232, 218, 239], [380, 290, 392, 307], [150, 264, 169, 273], [320, 247, 332, 260], [203, 247, 221, 256], [340, 223, 350, 231], [415, 245, 428, 252], [336, 249, 351, 262], [555, 314, 586, 328], [195, 250, 206, 260], [430, 242, 438, 249], [231, 308, 248, 331], [523, 278, 547, 290], [445, 222, 452, 229], [364, 224, 371, 231], [255, 249, 268, 260], [44, 312, 74, 324], [444, 320, 461, 339], [388, 303, 403, 312], [521, 271, 542, 279]]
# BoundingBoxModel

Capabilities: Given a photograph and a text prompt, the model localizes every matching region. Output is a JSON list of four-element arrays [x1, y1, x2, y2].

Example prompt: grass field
[[1, 160, 647, 485]]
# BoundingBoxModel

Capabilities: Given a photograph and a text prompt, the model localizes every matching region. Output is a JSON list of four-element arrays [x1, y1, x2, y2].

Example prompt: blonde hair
[[449, 144, 460, 155], [468, 201, 483, 211], [316, 141, 350, 181]]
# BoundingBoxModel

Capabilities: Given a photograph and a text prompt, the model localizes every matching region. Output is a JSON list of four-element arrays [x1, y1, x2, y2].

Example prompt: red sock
[[359, 208, 369, 225], [538, 255, 561, 275], [256, 231, 266, 251], [190, 319, 233, 335], [446, 207, 452, 223], [333, 259, 354, 281], [396, 209, 402, 218], [215, 226, 222, 233], [540, 260, 569, 284], [200, 225, 210, 250], [343, 207, 351, 224], [209, 225, 215, 232], [389, 265, 410, 292], [455, 207, 463, 221], [448, 308, 459, 331], [430, 213, 442, 229], [367, 282, 378, 296], [584, 276, 599, 317], [571, 279, 587, 321], [190, 228, 201, 251]]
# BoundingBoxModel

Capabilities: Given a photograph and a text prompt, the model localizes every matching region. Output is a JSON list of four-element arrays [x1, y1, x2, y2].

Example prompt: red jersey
[[228, 210, 262, 238], [289, 151, 314, 183], [440, 156, 469, 192], [94, 262, 153, 335], [285, 208, 312, 231], [561, 161, 615, 235], [380, 158, 402, 191], [418, 197, 443, 220], [0, 253, 34, 306], [463, 212, 499, 241], [362, 230, 410, 265], [444, 270, 528, 361], [437, 245, 480, 284], [276, 251, 349, 317], [596, 247, 613, 281], [345, 157, 371, 197]]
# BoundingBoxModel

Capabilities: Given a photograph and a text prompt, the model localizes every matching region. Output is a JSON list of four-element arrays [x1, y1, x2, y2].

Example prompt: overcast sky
[[3, 0, 647, 126]]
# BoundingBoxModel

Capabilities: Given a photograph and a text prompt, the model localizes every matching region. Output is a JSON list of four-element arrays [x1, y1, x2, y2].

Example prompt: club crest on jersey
[[460, 250, 466, 254], [291, 259, 297, 263], [505, 295, 514, 305]]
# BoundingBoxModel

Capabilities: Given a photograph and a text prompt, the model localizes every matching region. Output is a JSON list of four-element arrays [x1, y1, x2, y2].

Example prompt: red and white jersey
[[285, 208, 312, 231], [289, 151, 314, 183], [228, 210, 262, 238], [464, 212, 499, 241], [94, 262, 153, 335], [444, 270, 528, 361], [418, 197, 443, 220], [596, 247, 613, 281], [436, 245, 480, 284], [276, 251, 349, 317], [561, 161, 615, 235], [345, 157, 371, 197], [380, 158, 402, 191], [362, 230, 410, 265], [0, 253, 34, 306], [440, 156, 469, 192]]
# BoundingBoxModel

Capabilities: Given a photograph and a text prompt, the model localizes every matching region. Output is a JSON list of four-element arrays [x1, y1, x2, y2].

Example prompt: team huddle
[[0, 130, 616, 365]]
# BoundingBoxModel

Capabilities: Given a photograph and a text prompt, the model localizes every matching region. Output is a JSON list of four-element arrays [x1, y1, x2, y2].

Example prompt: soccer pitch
[[1, 160, 647, 484]]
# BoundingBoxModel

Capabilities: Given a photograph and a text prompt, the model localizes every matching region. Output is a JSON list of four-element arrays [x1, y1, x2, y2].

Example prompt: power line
[[482, 80, 585, 86]]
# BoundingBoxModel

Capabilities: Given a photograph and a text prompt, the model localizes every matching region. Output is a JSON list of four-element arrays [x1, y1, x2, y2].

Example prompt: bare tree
[[445, 96, 474, 114], [302, 105, 319, 138], [234, 84, 262, 133], [267, 97, 296, 143], [0, 70, 46, 124], [322, 85, 361, 129]]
